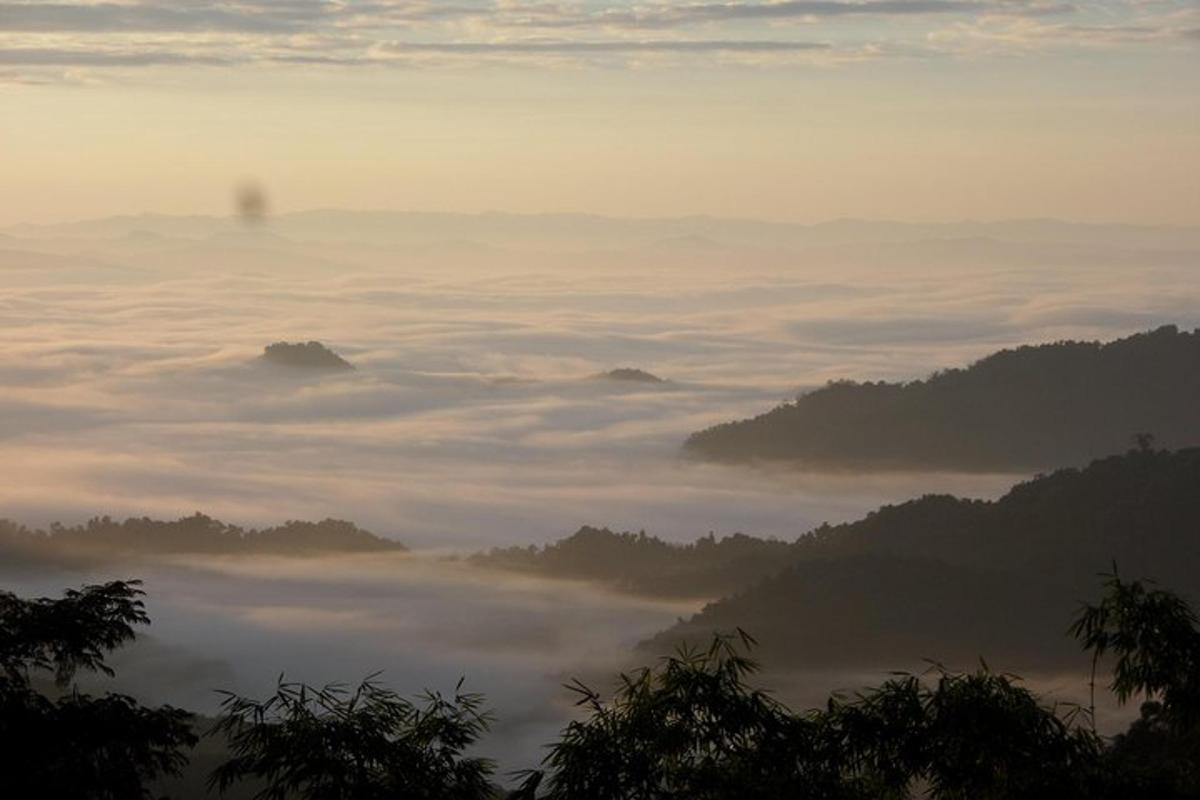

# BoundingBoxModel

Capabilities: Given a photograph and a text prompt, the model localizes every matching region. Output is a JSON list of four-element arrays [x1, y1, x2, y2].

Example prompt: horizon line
[[5, 208, 1199, 232]]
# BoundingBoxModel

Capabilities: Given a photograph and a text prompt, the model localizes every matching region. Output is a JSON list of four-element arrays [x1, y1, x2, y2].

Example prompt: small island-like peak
[[592, 367, 666, 384], [259, 341, 355, 371]]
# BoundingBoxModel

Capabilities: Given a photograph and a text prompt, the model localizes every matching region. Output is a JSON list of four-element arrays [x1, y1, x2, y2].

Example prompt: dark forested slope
[[685, 325, 1200, 470], [475, 445, 1200, 611], [642, 446, 1200, 670], [471, 527, 793, 598]]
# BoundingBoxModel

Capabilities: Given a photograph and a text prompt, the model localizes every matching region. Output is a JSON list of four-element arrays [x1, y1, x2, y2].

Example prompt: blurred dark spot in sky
[[236, 181, 268, 224]]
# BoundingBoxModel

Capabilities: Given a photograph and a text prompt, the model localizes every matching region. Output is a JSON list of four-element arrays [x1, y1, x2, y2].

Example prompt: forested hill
[[684, 325, 1200, 471], [0, 513, 403, 567], [641, 446, 1200, 670], [475, 446, 1200, 610], [259, 341, 355, 371], [470, 527, 793, 598]]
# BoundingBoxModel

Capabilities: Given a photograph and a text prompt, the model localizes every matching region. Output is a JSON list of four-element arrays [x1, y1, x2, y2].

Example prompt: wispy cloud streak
[[0, 0, 1190, 80]]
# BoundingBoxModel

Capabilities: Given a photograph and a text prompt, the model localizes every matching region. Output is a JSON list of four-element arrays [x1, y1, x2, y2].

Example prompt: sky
[[2, 0, 1198, 225]]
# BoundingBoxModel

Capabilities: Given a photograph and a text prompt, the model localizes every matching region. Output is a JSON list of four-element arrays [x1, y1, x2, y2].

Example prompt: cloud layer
[[1, 0, 1194, 81], [2, 213, 1190, 773], [2, 213, 1197, 547]]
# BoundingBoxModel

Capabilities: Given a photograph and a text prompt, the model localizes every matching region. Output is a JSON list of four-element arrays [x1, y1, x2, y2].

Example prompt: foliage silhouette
[[1102, 700, 1200, 799], [823, 668, 1103, 799], [5, 569, 1200, 798], [1071, 569, 1200, 726], [1071, 570, 1200, 797], [526, 630, 852, 800], [522, 632, 1108, 800], [209, 675, 495, 800], [0, 580, 197, 799], [520, 570, 1200, 799]]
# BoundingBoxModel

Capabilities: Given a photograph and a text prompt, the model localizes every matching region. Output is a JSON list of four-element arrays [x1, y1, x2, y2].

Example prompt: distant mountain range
[[684, 326, 1200, 471], [6, 211, 1199, 251]]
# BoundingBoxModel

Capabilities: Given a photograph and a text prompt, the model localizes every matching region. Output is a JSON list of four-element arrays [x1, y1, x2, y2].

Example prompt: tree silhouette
[[825, 667, 1103, 799], [5, 569, 1199, 799], [525, 628, 1104, 800], [1071, 571, 1200, 797], [1071, 570, 1200, 726], [525, 630, 852, 800], [0, 580, 196, 799], [210, 675, 495, 800]]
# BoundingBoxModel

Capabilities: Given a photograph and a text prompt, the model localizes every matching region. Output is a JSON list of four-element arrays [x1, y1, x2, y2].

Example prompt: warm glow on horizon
[[5, 6, 1200, 792], [2, 1, 1197, 226]]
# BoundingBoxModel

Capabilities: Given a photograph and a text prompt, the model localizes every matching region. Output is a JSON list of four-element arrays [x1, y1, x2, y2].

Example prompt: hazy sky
[[2, 0, 1198, 225]]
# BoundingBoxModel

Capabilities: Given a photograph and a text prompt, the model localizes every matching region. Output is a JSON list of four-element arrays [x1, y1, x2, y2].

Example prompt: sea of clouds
[[2, 212, 1197, 770]]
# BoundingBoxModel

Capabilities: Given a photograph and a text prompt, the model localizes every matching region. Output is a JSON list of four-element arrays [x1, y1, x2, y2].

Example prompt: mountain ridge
[[684, 325, 1200, 471]]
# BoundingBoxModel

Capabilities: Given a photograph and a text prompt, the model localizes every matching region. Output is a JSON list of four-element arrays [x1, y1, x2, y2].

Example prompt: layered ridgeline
[[644, 446, 1200, 670], [685, 325, 1200, 471], [0, 513, 402, 568], [478, 447, 1200, 671]]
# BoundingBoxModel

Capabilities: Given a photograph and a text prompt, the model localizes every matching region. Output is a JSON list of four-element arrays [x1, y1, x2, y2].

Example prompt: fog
[[0, 552, 1137, 776], [5, 215, 1197, 544], [2, 212, 1197, 770], [2, 552, 698, 772]]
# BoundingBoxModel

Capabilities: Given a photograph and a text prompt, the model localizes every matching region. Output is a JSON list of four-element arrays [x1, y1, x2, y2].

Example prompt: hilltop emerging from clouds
[[259, 341, 354, 372], [2, 208, 1197, 549], [685, 326, 1200, 471]]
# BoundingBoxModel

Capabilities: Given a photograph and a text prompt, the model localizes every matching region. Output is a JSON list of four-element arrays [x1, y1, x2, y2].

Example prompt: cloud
[[0, 0, 1180, 79], [1, 218, 1195, 549], [369, 36, 841, 66], [927, 7, 1200, 51], [3, 218, 1191, 771], [2, 550, 693, 774], [0, 0, 1038, 36], [789, 316, 1018, 345], [380, 38, 830, 55], [0, 2, 306, 34], [0, 47, 230, 66], [499, 0, 1044, 31]]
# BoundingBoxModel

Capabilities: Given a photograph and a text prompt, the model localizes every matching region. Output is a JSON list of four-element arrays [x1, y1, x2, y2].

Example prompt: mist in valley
[[3, 213, 1198, 778]]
